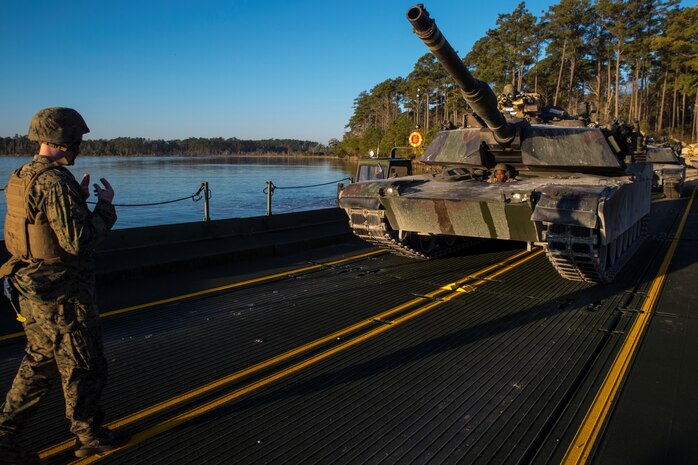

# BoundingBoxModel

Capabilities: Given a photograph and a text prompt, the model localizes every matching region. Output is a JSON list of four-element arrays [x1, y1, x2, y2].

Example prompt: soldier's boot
[[0, 437, 39, 465], [74, 427, 131, 458]]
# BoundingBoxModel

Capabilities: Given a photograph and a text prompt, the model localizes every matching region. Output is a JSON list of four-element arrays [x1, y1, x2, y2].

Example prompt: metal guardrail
[[0, 178, 351, 222], [263, 177, 350, 216]]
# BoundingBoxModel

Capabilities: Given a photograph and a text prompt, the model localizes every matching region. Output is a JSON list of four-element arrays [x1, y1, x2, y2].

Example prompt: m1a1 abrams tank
[[645, 144, 686, 198], [337, 4, 652, 283]]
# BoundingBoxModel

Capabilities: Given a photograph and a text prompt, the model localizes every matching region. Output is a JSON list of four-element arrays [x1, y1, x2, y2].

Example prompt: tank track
[[542, 215, 648, 283], [347, 208, 469, 259]]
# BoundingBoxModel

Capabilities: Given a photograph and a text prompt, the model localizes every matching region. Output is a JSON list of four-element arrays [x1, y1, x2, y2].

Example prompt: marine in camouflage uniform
[[487, 163, 517, 183], [0, 108, 127, 464]]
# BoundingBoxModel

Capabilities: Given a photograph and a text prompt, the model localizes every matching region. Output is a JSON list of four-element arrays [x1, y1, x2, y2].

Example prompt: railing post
[[336, 182, 344, 207], [266, 180, 273, 216], [203, 181, 210, 222]]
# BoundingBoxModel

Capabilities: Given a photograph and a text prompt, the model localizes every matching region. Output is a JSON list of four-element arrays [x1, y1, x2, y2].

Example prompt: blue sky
[[1, 1, 693, 145]]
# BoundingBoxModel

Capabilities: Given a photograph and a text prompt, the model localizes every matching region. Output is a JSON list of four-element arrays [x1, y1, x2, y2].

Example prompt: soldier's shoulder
[[32, 166, 75, 192], [35, 165, 72, 181]]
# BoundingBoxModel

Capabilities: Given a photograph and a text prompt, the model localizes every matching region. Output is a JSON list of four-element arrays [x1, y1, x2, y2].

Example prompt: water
[[0, 156, 355, 233]]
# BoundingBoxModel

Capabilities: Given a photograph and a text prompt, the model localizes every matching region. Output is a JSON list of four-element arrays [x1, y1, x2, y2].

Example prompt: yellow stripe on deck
[[562, 188, 696, 464]]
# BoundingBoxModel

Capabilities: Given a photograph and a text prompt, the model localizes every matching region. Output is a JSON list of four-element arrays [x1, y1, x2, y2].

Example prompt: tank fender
[[337, 195, 382, 211], [531, 188, 601, 230], [337, 182, 385, 211], [598, 184, 651, 245]]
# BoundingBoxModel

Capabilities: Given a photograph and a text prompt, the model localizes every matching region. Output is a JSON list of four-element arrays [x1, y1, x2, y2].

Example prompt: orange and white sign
[[408, 130, 424, 148]]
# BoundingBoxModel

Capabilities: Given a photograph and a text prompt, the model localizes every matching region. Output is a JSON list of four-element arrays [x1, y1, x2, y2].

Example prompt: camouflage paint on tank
[[379, 194, 538, 241], [420, 129, 486, 166], [521, 126, 623, 169]]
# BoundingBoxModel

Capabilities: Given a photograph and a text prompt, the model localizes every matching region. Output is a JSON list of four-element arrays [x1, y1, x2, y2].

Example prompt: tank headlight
[[385, 187, 400, 196], [511, 192, 529, 203]]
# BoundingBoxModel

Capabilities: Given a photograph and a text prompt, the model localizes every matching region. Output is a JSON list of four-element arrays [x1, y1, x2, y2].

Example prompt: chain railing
[[263, 177, 350, 216], [0, 177, 350, 224], [86, 182, 212, 221]]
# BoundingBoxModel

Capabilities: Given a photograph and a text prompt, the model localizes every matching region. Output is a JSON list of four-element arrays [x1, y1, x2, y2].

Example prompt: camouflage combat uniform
[[0, 156, 117, 443]]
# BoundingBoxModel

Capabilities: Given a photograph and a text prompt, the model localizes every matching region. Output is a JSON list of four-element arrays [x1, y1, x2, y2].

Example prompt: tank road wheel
[[346, 208, 471, 260], [346, 209, 477, 260], [543, 215, 648, 283], [409, 234, 437, 254]]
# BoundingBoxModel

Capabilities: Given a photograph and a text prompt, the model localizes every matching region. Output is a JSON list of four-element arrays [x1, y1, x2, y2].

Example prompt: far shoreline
[[0, 152, 351, 159]]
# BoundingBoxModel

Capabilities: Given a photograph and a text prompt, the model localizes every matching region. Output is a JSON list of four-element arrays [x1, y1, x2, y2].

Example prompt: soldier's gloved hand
[[80, 173, 90, 199], [93, 178, 115, 204]]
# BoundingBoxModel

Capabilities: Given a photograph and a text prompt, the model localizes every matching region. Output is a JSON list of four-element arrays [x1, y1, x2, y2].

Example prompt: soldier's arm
[[43, 178, 117, 256]]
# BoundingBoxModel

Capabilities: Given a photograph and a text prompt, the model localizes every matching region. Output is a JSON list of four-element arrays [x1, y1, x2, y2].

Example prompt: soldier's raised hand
[[80, 173, 90, 199], [93, 178, 114, 204]]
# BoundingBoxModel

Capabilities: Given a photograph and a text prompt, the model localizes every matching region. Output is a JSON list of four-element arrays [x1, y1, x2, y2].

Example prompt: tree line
[[0, 136, 324, 156], [335, 1, 697, 158]]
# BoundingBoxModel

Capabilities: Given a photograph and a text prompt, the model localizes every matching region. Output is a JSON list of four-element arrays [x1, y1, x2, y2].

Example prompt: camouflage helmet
[[494, 163, 508, 172], [28, 107, 89, 147]]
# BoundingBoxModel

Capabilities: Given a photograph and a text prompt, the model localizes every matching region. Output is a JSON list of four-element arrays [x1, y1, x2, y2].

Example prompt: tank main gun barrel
[[407, 4, 516, 144]]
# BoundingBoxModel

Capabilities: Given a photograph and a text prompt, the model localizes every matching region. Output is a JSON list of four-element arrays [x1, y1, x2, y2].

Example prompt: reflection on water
[[0, 156, 357, 233]]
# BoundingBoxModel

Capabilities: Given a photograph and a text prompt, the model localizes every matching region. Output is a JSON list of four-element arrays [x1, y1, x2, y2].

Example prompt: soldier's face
[[495, 170, 507, 182], [62, 152, 76, 166]]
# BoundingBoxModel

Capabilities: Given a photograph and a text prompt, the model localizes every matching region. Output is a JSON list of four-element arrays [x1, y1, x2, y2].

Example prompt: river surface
[[0, 156, 356, 234]]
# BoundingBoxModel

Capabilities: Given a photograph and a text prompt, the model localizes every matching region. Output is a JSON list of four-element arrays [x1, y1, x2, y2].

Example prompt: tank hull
[[340, 167, 650, 239]]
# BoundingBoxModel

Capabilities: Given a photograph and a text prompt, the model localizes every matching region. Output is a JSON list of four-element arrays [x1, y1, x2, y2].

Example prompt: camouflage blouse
[[11, 156, 117, 303]]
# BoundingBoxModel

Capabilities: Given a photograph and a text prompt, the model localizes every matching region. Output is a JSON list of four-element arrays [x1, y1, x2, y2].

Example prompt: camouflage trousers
[[0, 297, 107, 441]]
